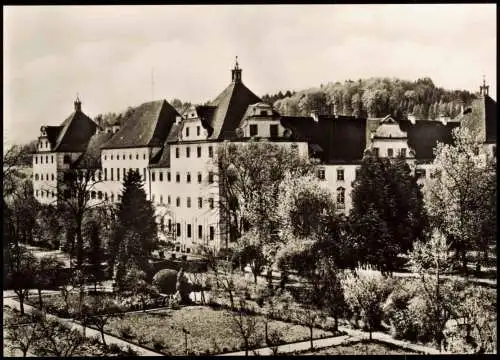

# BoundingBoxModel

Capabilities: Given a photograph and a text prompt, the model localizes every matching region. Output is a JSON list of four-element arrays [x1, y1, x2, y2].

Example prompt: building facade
[[32, 61, 497, 254]]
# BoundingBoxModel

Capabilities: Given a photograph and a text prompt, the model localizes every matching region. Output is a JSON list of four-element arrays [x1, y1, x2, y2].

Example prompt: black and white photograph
[[3, 3, 497, 356]]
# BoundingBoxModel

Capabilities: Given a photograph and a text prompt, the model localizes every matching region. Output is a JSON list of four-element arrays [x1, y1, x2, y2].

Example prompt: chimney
[[311, 110, 319, 123]]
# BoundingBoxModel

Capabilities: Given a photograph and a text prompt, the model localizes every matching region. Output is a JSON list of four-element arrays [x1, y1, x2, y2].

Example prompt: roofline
[[101, 145, 161, 150]]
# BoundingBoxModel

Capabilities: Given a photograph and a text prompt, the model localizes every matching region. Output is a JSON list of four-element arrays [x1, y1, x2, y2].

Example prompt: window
[[35, 156, 38, 164], [36, 190, 39, 197], [105, 193, 108, 201], [176, 223, 181, 237], [160, 195, 163, 204], [198, 197, 203, 209], [40, 190, 44, 198], [167, 172, 171, 182], [175, 147, 180, 158], [123, 168, 126, 179], [160, 218, 165, 232], [168, 195, 171, 205], [122, 154, 125, 160], [98, 191, 103, 200], [98, 171, 102, 181], [51, 174, 54, 181], [143, 154, 146, 160], [52, 191, 55, 198], [187, 197, 191, 208], [110, 168, 114, 181], [208, 146, 213, 158], [197, 172, 202, 183], [129, 154, 132, 160], [260, 110, 267, 116], [91, 191, 96, 199], [208, 171, 214, 184], [270, 124, 278, 138], [152, 194, 155, 203], [209, 226, 215, 241], [186, 147, 190, 158], [186, 127, 190, 137], [51, 155, 54, 163], [187, 173, 191, 183], [111, 193, 114, 202], [35, 174, 39, 181], [337, 169, 344, 181], [168, 219, 172, 232], [400, 148, 407, 158], [152, 172, 156, 182], [336, 187, 345, 208], [387, 148, 394, 158], [45, 155, 48, 163], [373, 147, 379, 157], [197, 126, 200, 136], [41, 156, 43, 164], [104, 168, 108, 180], [209, 198, 214, 209], [111, 154, 113, 160], [197, 146, 202, 157], [318, 169, 325, 180], [159, 172, 163, 181], [198, 225, 203, 239], [104, 155, 107, 160], [176, 172, 180, 183], [117, 168, 120, 181], [187, 224, 192, 238], [176, 197, 180, 207], [250, 124, 258, 136], [136, 154, 139, 160]]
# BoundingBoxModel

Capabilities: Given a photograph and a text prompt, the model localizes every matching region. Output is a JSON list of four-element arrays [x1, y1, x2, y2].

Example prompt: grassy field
[[104, 305, 336, 355], [298, 340, 418, 355]]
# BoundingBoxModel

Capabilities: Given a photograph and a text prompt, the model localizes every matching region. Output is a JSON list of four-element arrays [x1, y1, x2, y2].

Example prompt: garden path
[[3, 296, 164, 357]]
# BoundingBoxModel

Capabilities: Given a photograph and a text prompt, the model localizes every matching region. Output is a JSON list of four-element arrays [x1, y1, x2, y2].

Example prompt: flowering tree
[[423, 127, 496, 275]]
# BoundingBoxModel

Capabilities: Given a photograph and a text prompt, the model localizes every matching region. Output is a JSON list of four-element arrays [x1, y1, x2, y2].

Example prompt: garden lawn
[[105, 305, 336, 355], [298, 340, 418, 355]]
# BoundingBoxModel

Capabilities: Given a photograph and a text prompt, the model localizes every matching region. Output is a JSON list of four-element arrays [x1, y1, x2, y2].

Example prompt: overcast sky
[[3, 4, 496, 147]]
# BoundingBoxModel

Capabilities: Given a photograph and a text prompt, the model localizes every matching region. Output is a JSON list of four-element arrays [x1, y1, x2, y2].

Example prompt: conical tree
[[111, 169, 158, 280]]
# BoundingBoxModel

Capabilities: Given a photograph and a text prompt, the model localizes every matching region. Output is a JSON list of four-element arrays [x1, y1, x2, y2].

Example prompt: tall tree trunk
[[100, 328, 107, 348], [38, 288, 43, 310], [309, 326, 313, 350], [19, 295, 25, 316]]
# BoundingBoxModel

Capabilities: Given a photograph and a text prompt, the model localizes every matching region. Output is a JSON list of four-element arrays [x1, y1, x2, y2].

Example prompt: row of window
[[249, 124, 279, 137], [175, 145, 214, 159], [39, 140, 50, 149], [317, 168, 345, 181], [184, 126, 202, 138], [104, 153, 147, 161], [152, 171, 214, 184], [373, 147, 407, 158], [34, 154, 54, 164], [160, 220, 215, 241], [34, 173, 55, 181], [36, 189, 56, 199], [103, 168, 147, 182], [151, 195, 215, 209]]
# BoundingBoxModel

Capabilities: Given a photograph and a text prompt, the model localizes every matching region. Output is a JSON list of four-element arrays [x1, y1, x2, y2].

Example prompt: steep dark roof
[[280, 115, 367, 164], [45, 126, 63, 148], [149, 144, 171, 168], [53, 111, 98, 152], [202, 81, 262, 140], [458, 95, 497, 144], [73, 132, 114, 169], [102, 100, 179, 149], [399, 120, 460, 160]]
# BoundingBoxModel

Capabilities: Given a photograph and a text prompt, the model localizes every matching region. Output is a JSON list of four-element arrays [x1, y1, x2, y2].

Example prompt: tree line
[[265, 77, 477, 119]]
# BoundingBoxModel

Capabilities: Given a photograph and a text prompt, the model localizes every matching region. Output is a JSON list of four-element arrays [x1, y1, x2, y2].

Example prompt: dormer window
[[260, 110, 267, 116], [186, 127, 190, 137]]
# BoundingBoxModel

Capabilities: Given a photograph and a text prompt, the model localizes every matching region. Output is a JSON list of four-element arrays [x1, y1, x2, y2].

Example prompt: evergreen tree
[[350, 153, 428, 274], [85, 220, 103, 292], [110, 170, 158, 278]]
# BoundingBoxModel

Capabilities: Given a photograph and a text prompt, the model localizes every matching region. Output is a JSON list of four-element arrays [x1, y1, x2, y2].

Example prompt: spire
[[479, 75, 489, 97], [231, 56, 242, 83], [74, 93, 82, 112]]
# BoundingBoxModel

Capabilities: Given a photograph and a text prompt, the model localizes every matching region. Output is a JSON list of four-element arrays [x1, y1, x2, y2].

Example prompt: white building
[[32, 62, 497, 254]]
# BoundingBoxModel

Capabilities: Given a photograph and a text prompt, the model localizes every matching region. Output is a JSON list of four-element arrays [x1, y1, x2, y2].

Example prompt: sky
[[3, 4, 497, 147]]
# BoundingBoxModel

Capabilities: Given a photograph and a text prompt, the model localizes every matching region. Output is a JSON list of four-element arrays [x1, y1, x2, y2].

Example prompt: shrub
[[383, 281, 419, 340], [340, 267, 392, 338], [152, 269, 178, 294], [124, 346, 138, 356], [152, 336, 165, 351], [108, 343, 123, 353], [118, 324, 135, 339]]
